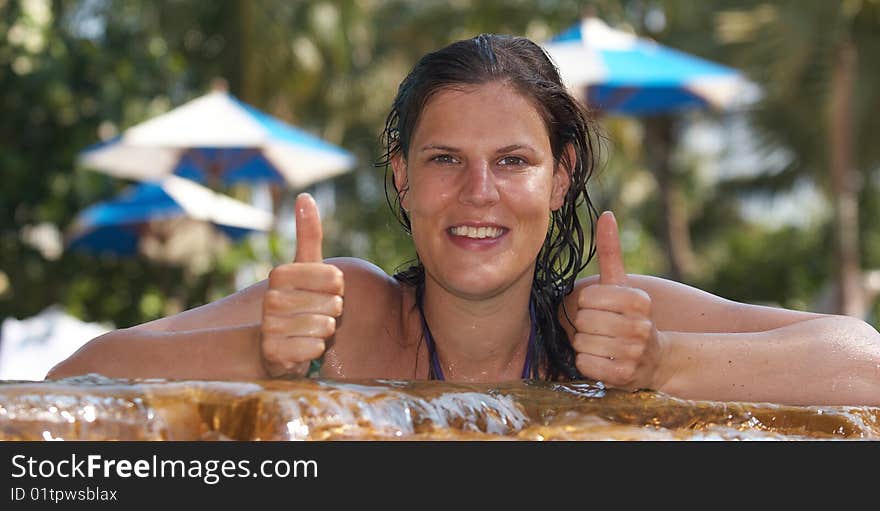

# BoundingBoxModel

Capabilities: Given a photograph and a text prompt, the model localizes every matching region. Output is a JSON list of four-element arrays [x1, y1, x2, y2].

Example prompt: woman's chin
[[435, 272, 520, 301]]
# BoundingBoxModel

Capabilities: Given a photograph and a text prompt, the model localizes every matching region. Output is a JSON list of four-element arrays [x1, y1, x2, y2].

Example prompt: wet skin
[[391, 81, 569, 302]]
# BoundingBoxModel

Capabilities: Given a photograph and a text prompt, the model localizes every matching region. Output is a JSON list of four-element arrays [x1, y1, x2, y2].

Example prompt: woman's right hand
[[260, 193, 344, 378]]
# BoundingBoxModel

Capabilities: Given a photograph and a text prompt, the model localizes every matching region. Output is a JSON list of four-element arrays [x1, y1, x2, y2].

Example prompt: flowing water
[[1, 376, 878, 440]]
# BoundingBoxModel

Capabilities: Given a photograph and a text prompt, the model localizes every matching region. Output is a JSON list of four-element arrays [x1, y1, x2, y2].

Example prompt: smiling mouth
[[448, 225, 506, 239]]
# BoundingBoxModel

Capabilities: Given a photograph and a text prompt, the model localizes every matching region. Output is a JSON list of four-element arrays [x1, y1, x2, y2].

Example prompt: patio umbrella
[[543, 15, 760, 282], [77, 87, 356, 188], [66, 175, 274, 262], [542, 16, 758, 115]]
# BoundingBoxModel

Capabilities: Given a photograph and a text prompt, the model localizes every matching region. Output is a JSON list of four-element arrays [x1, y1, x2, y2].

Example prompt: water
[[1, 376, 878, 440]]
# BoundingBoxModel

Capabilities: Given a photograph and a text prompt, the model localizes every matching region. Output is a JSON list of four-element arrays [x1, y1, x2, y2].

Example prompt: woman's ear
[[550, 144, 574, 211], [391, 152, 410, 211]]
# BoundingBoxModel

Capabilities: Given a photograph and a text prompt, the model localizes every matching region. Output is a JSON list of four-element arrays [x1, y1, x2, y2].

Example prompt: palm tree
[[716, 0, 880, 317]]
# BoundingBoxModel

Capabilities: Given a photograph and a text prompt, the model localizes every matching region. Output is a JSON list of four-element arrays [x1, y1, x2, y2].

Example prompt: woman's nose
[[459, 161, 500, 207]]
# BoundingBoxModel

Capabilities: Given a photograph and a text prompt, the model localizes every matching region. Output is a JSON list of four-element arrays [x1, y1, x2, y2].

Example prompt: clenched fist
[[572, 211, 663, 391], [261, 193, 344, 378]]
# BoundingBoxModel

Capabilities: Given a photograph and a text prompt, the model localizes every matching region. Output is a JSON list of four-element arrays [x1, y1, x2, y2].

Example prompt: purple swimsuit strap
[[419, 299, 536, 381]]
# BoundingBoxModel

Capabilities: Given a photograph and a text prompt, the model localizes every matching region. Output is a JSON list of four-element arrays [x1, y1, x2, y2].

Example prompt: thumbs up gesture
[[572, 211, 663, 391], [260, 193, 344, 378]]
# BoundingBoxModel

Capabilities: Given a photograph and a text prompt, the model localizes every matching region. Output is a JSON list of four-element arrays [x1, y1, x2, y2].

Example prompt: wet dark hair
[[376, 34, 600, 381]]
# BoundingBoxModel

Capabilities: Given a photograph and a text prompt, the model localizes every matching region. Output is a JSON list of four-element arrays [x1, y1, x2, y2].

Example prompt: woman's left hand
[[571, 211, 666, 391]]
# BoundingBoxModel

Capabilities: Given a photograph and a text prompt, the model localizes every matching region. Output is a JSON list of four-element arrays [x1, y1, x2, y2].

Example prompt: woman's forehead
[[411, 82, 551, 150]]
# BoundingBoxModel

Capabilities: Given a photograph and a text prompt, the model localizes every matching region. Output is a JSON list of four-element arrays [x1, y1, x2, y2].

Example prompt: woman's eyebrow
[[419, 144, 459, 153], [496, 144, 535, 154], [419, 144, 537, 154]]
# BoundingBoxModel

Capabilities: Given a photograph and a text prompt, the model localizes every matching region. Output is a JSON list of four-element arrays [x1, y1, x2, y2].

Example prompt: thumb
[[597, 211, 626, 285], [294, 193, 323, 263]]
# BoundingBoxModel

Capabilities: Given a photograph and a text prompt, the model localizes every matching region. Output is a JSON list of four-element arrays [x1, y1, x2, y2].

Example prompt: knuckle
[[289, 338, 318, 362], [268, 263, 294, 282], [330, 295, 344, 316], [631, 342, 647, 359], [263, 289, 284, 309], [267, 266, 282, 285], [642, 319, 654, 338], [631, 289, 652, 314], [577, 287, 593, 308], [304, 315, 333, 337], [261, 338, 281, 360], [614, 362, 636, 385], [632, 319, 652, 339], [287, 348, 309, 364], [312, 338, 327, 356], [330, 266, 345, 287], [324, 316, 336, 336], [295, 338, 325, 361]]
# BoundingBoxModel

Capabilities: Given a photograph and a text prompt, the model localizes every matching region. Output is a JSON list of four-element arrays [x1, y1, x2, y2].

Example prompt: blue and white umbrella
[[67, 175, 274, 258], [78, 89, 356, 188], [542, 17, 758, 115]]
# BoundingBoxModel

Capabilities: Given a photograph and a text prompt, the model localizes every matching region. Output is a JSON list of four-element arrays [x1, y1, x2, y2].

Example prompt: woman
[[48, 35, 880, 406]]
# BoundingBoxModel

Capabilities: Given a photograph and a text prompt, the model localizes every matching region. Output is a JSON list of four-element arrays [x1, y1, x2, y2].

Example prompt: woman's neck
[[419, 275, 533, 382]]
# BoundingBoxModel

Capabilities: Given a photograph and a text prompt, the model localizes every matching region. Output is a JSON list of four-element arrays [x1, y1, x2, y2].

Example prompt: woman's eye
[[498, 156, 526, 166], [431, 154, 458, 164]]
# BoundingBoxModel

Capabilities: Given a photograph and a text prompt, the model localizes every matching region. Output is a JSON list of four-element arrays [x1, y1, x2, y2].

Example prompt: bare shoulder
[[326, 257, 405, 340], [567, 273, 827, 333], [325, 257, 401, 304], [321, 257, 405, 358], [321, 257, 412, 377]]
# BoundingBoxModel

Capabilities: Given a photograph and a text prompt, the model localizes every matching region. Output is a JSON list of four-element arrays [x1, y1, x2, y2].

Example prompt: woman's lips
[[448, 225, 505, 238], [446, 224, 509, 250]]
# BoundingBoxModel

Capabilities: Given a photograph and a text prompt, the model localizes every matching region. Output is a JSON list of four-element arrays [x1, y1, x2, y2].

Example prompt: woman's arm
[[45, 323, 268, 380], [658, 314, 880, 406], [566, 212, 880, 406], [633, 275, 880, 405], [45, 254, 394, 381], [48, 194, 359, 381], [567, 274, 880, 406], [45, 280, 270, 380]]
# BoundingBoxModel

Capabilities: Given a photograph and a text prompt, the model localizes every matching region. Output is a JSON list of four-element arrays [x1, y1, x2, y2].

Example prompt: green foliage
[[1, 0, 251, 326], [3, 0, 880, 331], [697, 224, 828, 309]]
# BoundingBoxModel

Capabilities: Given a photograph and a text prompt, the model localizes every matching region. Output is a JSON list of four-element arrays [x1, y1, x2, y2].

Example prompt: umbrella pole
[[246, 183, 276, 265], [644, 115, 698, 282]]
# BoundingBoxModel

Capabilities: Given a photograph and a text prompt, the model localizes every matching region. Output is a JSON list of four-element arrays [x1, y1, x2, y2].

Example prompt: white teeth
[[450, 225, 504, 239]]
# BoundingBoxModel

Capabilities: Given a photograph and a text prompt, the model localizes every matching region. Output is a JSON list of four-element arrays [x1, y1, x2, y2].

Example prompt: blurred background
[[3, 0, 880, 379]]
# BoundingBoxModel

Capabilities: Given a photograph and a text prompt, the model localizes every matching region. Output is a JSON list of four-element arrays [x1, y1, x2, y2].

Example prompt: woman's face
[[392, 81, 570, 300]]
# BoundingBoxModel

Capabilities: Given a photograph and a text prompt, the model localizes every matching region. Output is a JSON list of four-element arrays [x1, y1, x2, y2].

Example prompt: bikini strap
[[523, 299, 536, 379]]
